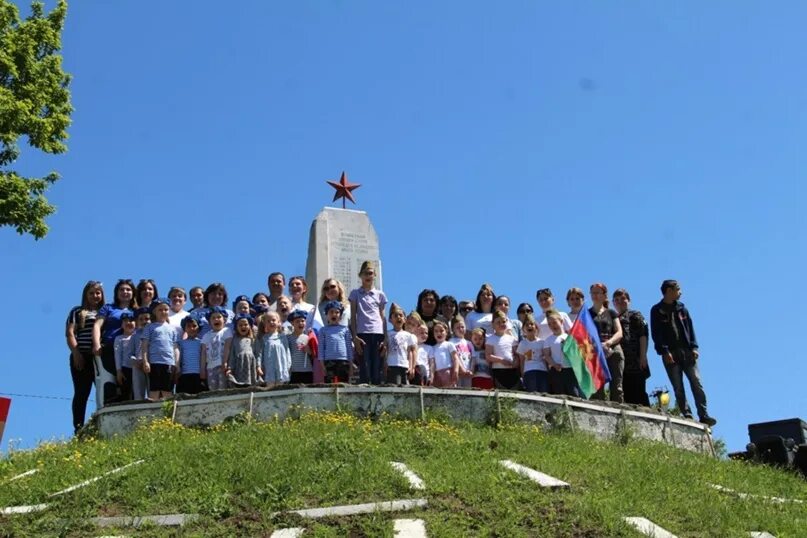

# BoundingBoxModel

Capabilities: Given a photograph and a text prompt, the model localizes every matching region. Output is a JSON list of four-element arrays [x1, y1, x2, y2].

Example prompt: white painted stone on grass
[[394, 518, 427, 537], [390, 462, 425, 490], [499, 460, 569, 488], [748, 532, 776, 538], [709, 483, 804, 504], [3, 469, 39, 483], [92, 513, 197, 527], [0, 503, 49, 515], [284, 498, 427, 519], [50, 460, 144, 497], [271, 528, 306, 538], [623, 517, 678, 538]]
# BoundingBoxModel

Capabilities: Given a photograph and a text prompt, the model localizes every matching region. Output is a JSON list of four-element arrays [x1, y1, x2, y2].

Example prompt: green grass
[[1, 412, 806, 537]]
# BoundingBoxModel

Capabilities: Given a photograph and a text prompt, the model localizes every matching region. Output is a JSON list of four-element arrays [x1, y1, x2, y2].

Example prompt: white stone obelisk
[[305, 207, 382, 296]]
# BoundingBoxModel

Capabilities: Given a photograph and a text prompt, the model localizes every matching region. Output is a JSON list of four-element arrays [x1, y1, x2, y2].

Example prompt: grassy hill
[[1, 411, 806, 537]]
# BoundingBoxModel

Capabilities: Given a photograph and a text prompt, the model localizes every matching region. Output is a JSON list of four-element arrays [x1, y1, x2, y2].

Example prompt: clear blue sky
[[2, 1, 805, 453]]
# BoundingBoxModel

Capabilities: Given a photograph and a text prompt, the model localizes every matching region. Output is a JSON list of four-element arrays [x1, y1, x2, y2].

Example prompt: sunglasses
[[518, 308, 533, 314], [324, 284, 338, 290]]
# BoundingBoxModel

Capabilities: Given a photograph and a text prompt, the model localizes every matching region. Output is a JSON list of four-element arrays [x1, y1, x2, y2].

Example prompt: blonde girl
[[223, 313, 259, 388], [256, 311, 290, 387], [450, 316, 473, 388], [430, 320, 458, 387]]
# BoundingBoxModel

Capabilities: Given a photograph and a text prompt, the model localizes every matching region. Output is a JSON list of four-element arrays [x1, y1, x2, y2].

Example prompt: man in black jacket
[[650, 280, 717, 426]]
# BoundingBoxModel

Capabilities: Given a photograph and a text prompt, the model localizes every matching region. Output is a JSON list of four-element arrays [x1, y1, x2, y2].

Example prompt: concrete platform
[[89, 385, 714, 454]]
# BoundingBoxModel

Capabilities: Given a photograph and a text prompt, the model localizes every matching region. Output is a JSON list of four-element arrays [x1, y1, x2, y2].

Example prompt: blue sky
[[1, 1, 805, 452]]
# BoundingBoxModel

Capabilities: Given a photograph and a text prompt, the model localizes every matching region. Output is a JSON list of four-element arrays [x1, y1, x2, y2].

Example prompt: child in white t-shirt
[[385, 303, 417, 385], [516, 314, 548, 393], [450, 316, 473, 388], [405, 311, 422, 335], [414, 322, 432, 386], [200, 307, 232, 391], [430, 320, 458, 388], [543, 309, 581, 397], [485, 310, 520, 390]]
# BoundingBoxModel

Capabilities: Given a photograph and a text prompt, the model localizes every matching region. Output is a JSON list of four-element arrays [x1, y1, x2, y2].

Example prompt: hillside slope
[[1, 412, 805, 537]]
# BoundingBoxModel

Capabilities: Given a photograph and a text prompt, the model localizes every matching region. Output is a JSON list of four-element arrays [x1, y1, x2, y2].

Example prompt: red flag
[[308, 329, 325, 383], [0, 397, 11, 445]]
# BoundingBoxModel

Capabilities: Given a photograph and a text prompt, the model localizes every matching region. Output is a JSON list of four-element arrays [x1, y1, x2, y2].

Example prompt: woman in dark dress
[[415, 289, 440, 345], [588, 282, 624, 403]]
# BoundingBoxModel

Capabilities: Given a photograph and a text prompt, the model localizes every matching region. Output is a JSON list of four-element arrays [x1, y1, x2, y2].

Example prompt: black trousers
[[492, 368, 521, 390], [623, 370, 650, 406], [386, 366, 408, 385], [324, 361, 351, 383], [176, 373, 203, 394], [290, 371, 314, 384], [69, 350, 95, 433]]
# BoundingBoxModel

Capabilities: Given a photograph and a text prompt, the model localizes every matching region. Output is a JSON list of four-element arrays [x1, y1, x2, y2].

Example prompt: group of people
[[66, 262, 716, 434]]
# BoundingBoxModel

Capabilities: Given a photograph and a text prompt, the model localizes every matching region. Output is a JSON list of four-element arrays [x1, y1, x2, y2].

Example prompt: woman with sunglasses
[[306, 278, 352, 383], [311, 278, 351, 327]]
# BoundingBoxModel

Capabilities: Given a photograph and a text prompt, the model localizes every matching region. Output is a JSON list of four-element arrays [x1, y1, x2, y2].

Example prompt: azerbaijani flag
[[0, 397, 10, 445], [562, 306, 611, 398]]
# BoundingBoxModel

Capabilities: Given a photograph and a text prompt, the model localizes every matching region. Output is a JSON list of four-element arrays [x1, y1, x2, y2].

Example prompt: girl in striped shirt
[[176, 316, 203, 394]]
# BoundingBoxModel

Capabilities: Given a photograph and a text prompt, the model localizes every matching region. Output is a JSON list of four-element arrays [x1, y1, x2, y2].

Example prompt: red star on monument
[[326, 171, 361, 209]]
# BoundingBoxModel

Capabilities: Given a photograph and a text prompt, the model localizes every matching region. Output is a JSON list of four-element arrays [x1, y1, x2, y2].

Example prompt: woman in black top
[[66, 281, 105, 433], [416, 289, 440, 345], [589, 282, 624, 403]]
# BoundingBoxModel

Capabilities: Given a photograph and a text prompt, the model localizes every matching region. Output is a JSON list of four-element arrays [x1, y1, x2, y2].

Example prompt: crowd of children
[[66, 262, 661, 433]]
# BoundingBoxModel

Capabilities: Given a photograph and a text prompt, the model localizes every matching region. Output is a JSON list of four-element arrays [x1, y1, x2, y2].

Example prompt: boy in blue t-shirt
[[141, 299, 179, 401], [318, 301, 354, 383]]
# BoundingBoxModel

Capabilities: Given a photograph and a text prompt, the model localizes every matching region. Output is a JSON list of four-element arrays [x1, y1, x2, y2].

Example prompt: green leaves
[[0, 170, 57, 239], [0, 0, 71, 240]]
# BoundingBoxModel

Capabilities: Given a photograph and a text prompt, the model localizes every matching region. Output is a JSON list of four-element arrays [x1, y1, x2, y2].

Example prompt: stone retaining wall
[[91, 386, 714, 455]]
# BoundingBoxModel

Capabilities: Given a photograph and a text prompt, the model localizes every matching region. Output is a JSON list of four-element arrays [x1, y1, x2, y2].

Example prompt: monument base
[[89, 387, 715, 455]]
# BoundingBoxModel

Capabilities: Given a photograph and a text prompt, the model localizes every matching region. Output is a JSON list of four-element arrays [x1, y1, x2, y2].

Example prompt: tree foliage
[[0, 0, 71, 239]]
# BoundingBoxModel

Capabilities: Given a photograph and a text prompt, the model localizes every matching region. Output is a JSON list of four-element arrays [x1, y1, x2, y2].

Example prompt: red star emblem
[[326, 171, 361, 208]]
